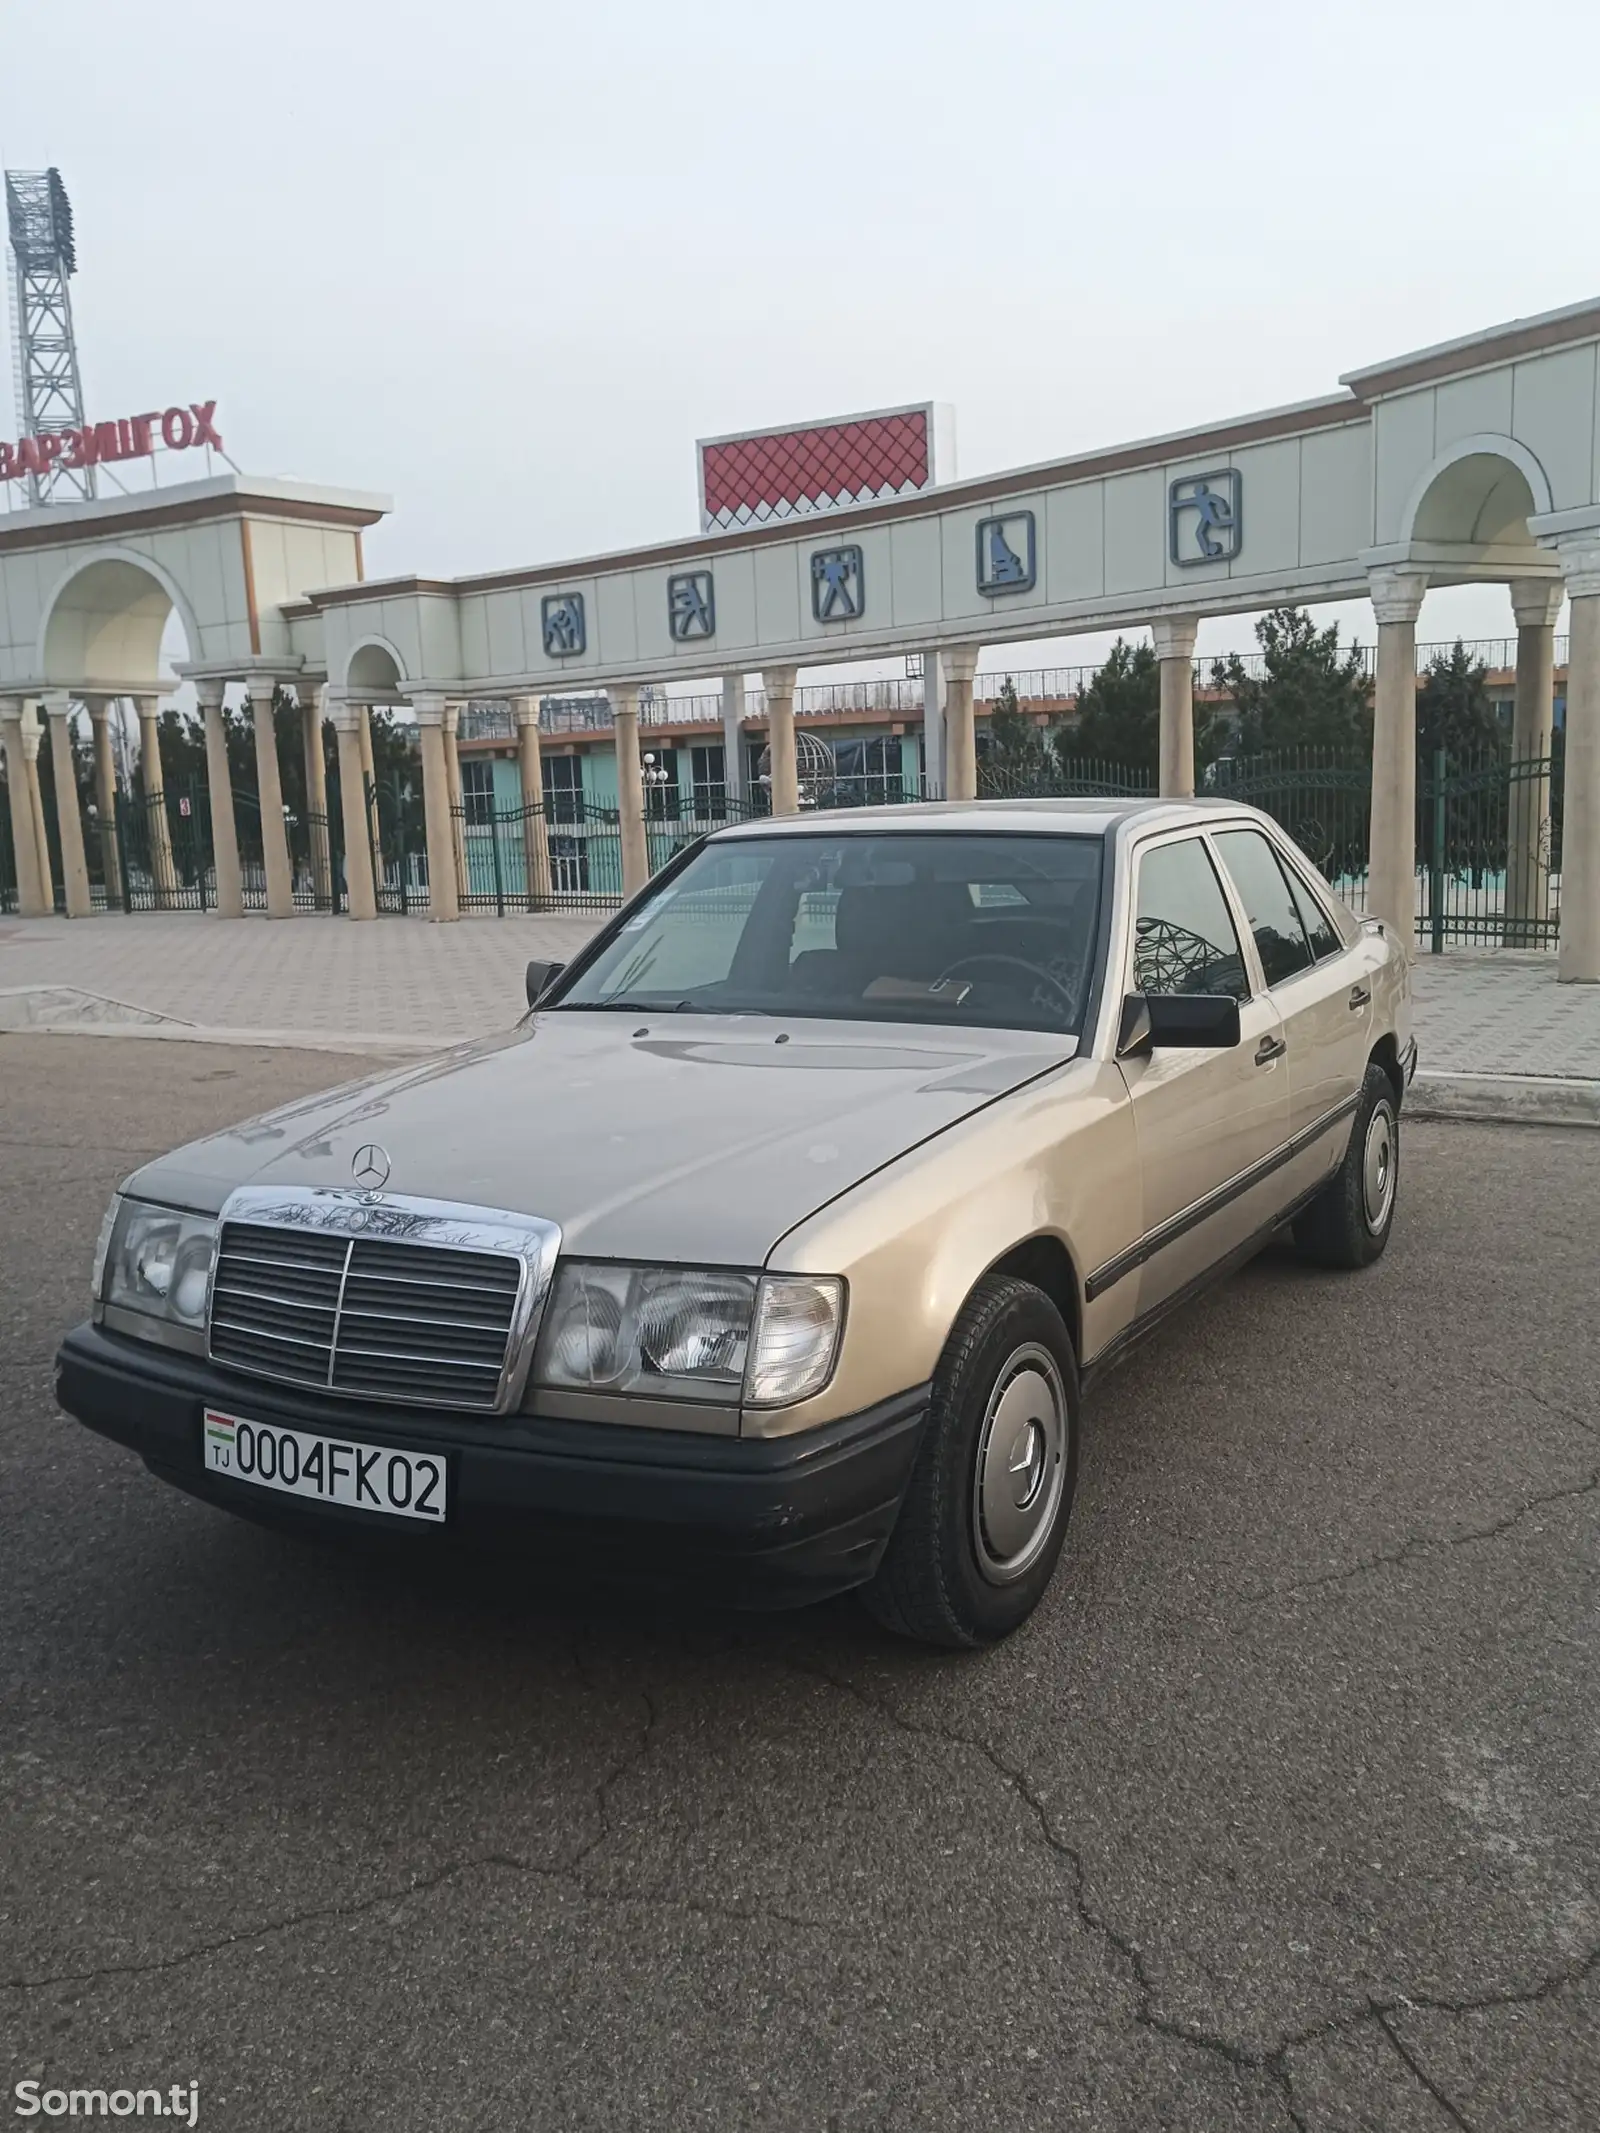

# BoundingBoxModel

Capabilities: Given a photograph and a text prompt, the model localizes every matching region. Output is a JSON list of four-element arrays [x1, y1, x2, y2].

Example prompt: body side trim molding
[[1081, 1180, 1329, 1392], [1084, 1090, 1360, 1304]]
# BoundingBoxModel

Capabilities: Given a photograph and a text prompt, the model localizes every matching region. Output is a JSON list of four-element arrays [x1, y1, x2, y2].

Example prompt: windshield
[[552, 831, 1104, 1035]]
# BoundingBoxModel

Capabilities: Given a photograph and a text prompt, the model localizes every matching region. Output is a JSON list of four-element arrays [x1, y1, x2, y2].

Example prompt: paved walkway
[[0, 912, 598, 1047], [2, 914, 1599, 1094], [1408, 951, 1600, 1078]]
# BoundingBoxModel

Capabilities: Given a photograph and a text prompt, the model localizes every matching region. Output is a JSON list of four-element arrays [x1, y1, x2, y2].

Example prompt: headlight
[[101, 1198, 218, 1337], [535, 1262, 843, 1409]]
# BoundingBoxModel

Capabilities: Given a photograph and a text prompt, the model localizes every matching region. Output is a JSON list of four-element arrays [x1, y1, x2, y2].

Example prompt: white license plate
[[202, 1409, 448, 1523]]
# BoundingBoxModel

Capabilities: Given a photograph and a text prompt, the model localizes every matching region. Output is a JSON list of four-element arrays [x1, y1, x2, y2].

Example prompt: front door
[[1115, 832, 1291, 1320], [1210, 825, 1374, 1194]]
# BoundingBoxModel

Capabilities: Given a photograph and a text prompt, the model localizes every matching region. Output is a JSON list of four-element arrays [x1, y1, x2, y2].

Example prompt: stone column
[[443, 703, 470, 903], [298, 681, 334, 910], [611, 684, 651, 896], [512, 695, 552, 906], [331, 704, 378, 921], [136, 695, 180, 908], [1553, 537, 1600, 983], [944, 647, 981, 801], [762, 666, 799, 816], [86, 698, 122, 908], [0, 699, 49, 916], [721, 675, 747, 806], [42, 693, 92, 918], [1502, 581, 1564, 945], [198, 681, 244, 919], [920, 649, 945, 797], [21, 706, 54, 912], [1152, 614, 1201, 799], [1365, 569, 1428, 951], [248, 681, 295, 919], [411, 694, 459, 922]]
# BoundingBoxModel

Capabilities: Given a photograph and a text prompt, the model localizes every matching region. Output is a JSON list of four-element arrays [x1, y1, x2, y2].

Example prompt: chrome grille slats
[[206, 1193, 560, 1414]]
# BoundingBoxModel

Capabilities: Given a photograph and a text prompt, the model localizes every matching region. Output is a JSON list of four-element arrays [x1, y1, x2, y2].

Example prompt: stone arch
[[342, 635, 409, 699], [36, 546, 203, 691], [1397, 433, 1554, 560]]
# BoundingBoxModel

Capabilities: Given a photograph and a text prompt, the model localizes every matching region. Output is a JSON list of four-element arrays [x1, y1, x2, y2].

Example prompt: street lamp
[[641, 751, 671, 816]]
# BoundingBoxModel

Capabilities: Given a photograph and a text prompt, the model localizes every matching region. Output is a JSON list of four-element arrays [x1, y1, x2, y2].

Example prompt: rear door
[[1210, 826, 1372, 1192], [1113, 832, 1290, 1321]]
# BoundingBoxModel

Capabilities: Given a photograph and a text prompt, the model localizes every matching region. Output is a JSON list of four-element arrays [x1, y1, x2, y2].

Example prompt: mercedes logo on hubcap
[[351, 1143, 391, 1191]]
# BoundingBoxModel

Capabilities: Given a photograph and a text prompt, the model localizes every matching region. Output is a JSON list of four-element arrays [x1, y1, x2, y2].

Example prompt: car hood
[[123, 1011, 1078, 1265]]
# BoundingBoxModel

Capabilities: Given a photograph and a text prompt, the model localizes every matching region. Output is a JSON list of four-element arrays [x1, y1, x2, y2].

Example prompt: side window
[[1133, 838, 1250, 999], [1213, 829, 1314, 987], [460, 758, 495, 826], [1279, 855, 1342, 962]]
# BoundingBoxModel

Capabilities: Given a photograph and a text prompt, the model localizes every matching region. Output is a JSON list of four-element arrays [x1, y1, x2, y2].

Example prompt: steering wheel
[[933, 953, 1079, 1012]]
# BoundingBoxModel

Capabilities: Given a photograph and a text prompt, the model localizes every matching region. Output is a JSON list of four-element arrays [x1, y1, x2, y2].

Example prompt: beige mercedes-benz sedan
[[58, 799, 1413, 1647]]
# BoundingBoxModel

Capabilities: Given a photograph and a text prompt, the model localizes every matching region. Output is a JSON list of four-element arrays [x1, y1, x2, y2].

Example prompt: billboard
[[697, 401, 952, 534]]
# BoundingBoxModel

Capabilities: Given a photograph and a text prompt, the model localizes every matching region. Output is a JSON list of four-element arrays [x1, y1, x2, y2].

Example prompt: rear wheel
[[1293, 1061, 1400, 1269], [862, 1274, 1079, 1648]]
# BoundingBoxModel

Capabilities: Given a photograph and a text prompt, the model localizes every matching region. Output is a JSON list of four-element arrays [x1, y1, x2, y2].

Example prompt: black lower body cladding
[[54, 1323, 927, 1609]]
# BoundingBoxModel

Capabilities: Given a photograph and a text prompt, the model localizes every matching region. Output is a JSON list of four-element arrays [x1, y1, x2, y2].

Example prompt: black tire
[[1293, 1061, 1400, 1270], [861, 1274, 1080, 1649]]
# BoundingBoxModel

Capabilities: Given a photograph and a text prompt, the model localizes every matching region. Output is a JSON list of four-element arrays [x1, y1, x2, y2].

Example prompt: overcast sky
[[6, 0, 1600, 673]]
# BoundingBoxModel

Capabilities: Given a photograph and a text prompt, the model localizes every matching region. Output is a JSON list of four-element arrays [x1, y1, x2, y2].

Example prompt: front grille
[[209, 1220, 525, 1411]]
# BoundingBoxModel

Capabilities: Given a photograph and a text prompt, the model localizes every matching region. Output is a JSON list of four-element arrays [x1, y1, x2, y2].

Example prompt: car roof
[[705, 797, 1235, 841]]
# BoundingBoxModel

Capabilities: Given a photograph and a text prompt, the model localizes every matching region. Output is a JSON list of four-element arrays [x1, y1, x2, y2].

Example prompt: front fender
[[756, 1059, 1139, 1437]]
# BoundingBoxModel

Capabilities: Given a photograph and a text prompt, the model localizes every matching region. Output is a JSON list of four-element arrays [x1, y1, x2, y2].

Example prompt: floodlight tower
[[5, 167, 93, 505]]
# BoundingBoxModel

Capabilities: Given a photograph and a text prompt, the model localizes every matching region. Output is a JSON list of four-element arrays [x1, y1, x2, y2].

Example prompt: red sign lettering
[[0, 401, 223, 484]]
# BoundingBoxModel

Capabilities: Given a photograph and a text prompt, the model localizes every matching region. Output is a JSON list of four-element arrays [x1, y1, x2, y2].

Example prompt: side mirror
[[525, 959, 566, 1009], [1117, 992, 1242, 1058]]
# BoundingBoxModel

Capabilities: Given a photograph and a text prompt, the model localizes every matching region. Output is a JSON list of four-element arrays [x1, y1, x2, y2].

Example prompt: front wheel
[[1293, 1061, 1400, 1269], [861, 1275, 1080, 1648]]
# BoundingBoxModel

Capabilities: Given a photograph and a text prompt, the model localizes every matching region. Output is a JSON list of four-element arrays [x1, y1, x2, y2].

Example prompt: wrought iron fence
[[15, 738, 1570, 949], [1211, 744, 1565, 949], [0, 783, 17, 913], [365, 771, 427, 915], [978, 756, 1155, 800], [1209, 749, 1374, 910], [114, 784, 214, 910], [1415, 745, 1562, 951]]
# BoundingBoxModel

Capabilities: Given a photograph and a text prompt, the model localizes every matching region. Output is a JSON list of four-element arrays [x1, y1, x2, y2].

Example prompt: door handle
[[1254, 1034, 1287, 1066], [1348, 985, 1371, 1010]]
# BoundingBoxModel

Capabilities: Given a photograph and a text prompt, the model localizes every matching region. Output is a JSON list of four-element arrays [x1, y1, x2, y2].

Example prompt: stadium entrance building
[[3, 295, 1600, 978]]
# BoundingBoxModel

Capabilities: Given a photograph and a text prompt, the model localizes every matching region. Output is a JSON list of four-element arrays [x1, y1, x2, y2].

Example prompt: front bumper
[[1399, 1035, 1419, 1095], [55, 1324, 927, 1609]]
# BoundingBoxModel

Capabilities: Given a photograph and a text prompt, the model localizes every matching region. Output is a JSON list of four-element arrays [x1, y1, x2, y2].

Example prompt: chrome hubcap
[[973, 1343, 1068, 1586], [1362, 1103, 1396, 1233]]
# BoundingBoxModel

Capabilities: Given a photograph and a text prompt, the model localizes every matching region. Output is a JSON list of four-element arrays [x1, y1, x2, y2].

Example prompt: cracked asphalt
[[2, 1035, 1596, 2132]]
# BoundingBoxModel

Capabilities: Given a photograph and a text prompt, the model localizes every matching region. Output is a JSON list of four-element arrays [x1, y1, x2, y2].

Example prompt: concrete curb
[[0, 983, 189, 1031], [0, 1022, 443, 1057], [1408, 1071, 1600, 1128]]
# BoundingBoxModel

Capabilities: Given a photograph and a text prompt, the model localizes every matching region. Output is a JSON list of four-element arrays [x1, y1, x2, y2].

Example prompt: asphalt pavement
[[1, 1037, 1596, 2132]]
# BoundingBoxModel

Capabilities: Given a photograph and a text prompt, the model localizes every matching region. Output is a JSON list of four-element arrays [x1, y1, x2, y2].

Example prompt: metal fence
[[114, 785, 214, 910], [978, 756, 1155, 800], [1211, 744, 1564, 950], [1210, 750, 1374, 910], [1415, 745, 1562, 951], [7, 740, 1569, 948], [0, 786, 17, 912], [450, 796, 767, 914]]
